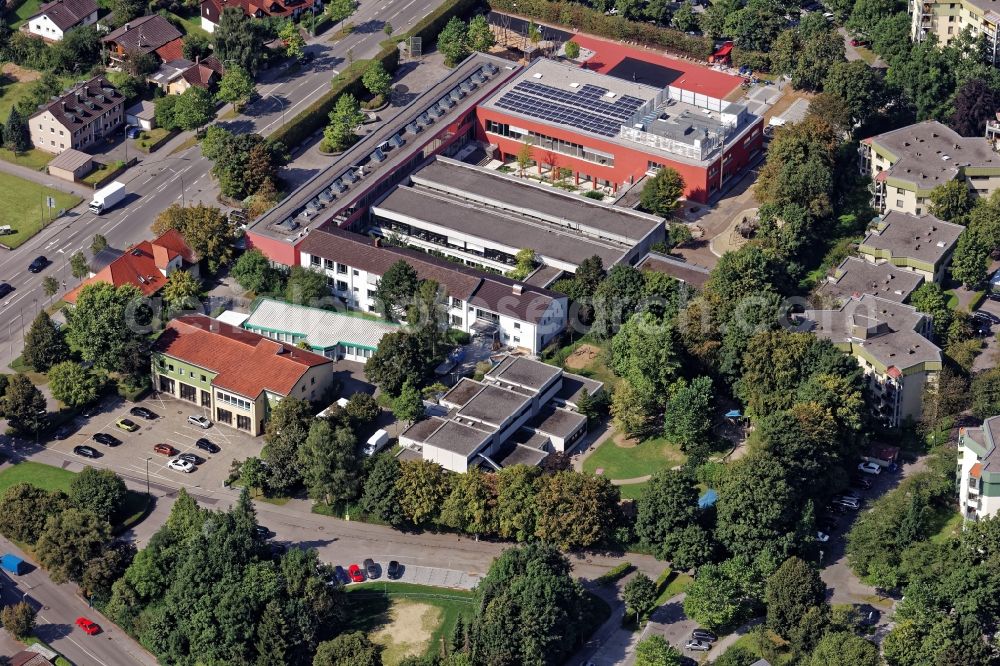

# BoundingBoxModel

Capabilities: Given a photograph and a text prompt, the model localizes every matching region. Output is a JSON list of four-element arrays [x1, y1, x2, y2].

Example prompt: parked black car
[[333, 565, 350, 585], [179, 453, 204, 465], [129, 406, 157, 420], [387, 560, 401, 579], [92, 432, 121, 446], [195, 438, 220, 453], [691, 629, 717, 643], [254, 525, 271, 539], [364, 558, 379, 579], [73, 445, 100, 458]]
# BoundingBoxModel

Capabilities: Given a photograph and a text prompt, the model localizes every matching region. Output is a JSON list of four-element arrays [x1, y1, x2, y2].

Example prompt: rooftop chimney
[[512, 284, 523, 296]]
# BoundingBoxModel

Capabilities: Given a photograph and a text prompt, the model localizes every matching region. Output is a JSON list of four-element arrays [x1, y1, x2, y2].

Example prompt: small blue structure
[[698, 489, 718, 509], [724, 409, 742, 419], [1, 554, 27, 575]]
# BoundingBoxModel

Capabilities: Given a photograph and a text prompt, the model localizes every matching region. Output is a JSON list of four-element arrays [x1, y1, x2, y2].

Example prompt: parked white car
[[816, 531, 830, 543], [188, 415, 212, 429], [858, 462, 882, 475], [167, 458, 195, 473]]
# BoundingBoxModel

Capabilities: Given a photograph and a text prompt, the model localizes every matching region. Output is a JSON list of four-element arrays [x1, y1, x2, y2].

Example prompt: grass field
[[0, 78, 37, 122], [0, 172, 81, 248], [0, 461, 76, 494], [10, 0, 43, 28], [0, 147, 54, 171], [929, 509, 962, 544], [583, 435, 685, 480], [167, 11, 209, 38], [345, 583, 474, 664]]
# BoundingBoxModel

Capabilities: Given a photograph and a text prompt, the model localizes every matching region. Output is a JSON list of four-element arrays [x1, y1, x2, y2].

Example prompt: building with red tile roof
[[64, 229, 197, 304], [152, 314, 333, 435], [199, 0, 320, 33]]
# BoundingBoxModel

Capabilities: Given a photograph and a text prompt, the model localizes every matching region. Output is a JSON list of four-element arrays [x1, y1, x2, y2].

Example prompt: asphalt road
[[0, 0, 445, 371], [0, 533, 159, 666]]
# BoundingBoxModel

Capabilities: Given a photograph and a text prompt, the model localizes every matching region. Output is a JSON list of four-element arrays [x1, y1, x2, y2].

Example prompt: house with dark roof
[[25, 0, 97, 41], [64, 229, 197, 304], [152, 314, 334, 435], [101, 15, 183, 70], [199, 0, 322, 33], [297, 226, 568, 355], [148, 56, 223, 95], [29, 76, 124, 154], [400, 354, 601, 472]]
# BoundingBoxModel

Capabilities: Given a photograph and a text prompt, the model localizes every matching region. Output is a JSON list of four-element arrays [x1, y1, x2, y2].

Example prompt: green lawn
[[10, 0, 43, 28], [0, 147, 53, 171], [0, 78, 37, 123], [167, 11, 209, 38], [0, 172, 81, 248], [617, 481, 647, 501], [0, 461, 76, 494], [929, 509, 962, 544], [854, 45, 878, 65], [344, 582, 474, 663], [583, 435, 685, 480], [724, 632, 794, 665], [81, 162, 115, 185]]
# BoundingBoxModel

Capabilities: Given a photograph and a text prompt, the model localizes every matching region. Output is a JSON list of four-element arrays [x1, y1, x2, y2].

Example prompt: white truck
[[89, 181, 128, 214], [363, 429, 390, 456]]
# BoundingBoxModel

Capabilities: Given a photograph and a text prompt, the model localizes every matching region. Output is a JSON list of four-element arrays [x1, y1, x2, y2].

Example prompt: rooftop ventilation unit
[[405, 122, 421, 135], [439, 95, 454, 108], [370, 148, 386, 163], [449, 89, 463, 103], [331, 179, 346, 193], [459, 81, 473, 94], [427, 105, 443, 119], [472, 72, 485, 85], [483, 63, 498, 75], [389, 134, 404, 149], [318, 190, 334, 203], [342, 170, 357, 184]]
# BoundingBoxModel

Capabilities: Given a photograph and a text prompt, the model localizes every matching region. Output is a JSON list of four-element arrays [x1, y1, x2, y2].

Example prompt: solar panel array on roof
[[495, 80, 646, 137]]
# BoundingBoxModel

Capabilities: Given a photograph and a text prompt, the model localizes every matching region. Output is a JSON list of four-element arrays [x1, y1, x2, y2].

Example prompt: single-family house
[[25, 0, 98, 41]]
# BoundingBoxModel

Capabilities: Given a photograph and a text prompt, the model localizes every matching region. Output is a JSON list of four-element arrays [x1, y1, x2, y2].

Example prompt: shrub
[[595, 561, 634, 586]]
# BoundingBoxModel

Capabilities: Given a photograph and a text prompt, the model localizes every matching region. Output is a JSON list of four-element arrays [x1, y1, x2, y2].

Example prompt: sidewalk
[[0, 157, 93, 199], [705, 617, 763, 660]]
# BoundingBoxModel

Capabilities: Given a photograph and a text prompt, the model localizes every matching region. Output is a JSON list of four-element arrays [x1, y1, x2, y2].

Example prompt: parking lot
[[48, 392, 263, 492]]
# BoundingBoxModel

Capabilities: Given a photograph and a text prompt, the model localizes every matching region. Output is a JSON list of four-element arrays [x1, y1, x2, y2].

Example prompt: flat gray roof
[[421, 418, 493, 456], [494, 442, 549, 467], [442, 378, 485, 408], [817, 257, 923, 305], [637, 251, 710, 289], [373, 185, 626, 267], [411, 157, 663, 243], [528, 404, 586, 439], [457, 383, 532, 426], [861, 212, 963, 267], [486, 355, 562, 392], [555, 372, 604, 405]]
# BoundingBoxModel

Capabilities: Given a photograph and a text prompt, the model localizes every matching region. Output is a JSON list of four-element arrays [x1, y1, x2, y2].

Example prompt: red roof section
[[155, 37, 184, 63], [64, 230, 195, 303], [971, 463, 983, 478], [153, 314, 331, 398]]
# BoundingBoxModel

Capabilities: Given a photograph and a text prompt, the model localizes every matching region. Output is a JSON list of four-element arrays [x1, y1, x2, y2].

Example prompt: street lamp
[[270, 94, 286, 129], [145, 456, 152, 496]]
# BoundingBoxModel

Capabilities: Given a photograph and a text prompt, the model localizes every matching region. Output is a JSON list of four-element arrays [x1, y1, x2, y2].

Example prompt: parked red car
[[850, 38, 869, 47], [75, 617, 101, 635], [153, 443, 177, 456], [348, 564, 365, 583]]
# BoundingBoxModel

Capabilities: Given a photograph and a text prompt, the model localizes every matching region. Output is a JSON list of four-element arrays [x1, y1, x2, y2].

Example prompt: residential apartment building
[[25, 0, 97, 41], [801, 294, 942, 428], [911, 0, 1000, 62], [297, 226, 568, 355], [370, 157, 663, 275], [29, 77, 125, 153], [858, 211, 963, 283], [817, 256, 924, 307], [958, 417, 1000, 521], [859, 121, 1000, 216], [241, 298, 400, 363], [400, 354, 602, 473], [200, 0, 322, 33], [151, 315, 333, 435]]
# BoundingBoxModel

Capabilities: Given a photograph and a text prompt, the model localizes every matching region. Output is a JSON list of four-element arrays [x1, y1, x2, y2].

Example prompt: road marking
[[36, 610, 110, 666], [44, 238, 61, 249]]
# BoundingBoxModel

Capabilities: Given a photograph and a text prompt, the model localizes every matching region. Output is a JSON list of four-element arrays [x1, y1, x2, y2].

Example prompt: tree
[[262, 397, 314, 495], [467, 15, 495, 53], [470, 543, 586, 665], [611, 312, 680, 406], [516, 138, 534, 175], [42, 276, 59, 297], [361, 60, 391, 98], [325, 394, 372, 428], [322, 94, 364, 152], [216, 65, 255, 112], [70, 250, 90, 279], [909, 283, 953, 341], [1, 601, 35, 638], [611, 379, 651, 437], [564, 40, 581, 59], [81, 540, 136, 603], [723, 0, 786, 51], [716, 453, 798, 562], [240, 456, 266, 495], [200, 126, 286, 200], [4, 107, 29, 153], [635, 469, 701, 557], [298, 419, 360, 506], [155, 205, 234, 272], [50, 25, 101, 74], [623, 573, 657, 622], [392, 379, 425, 425], [162, 269, 201, 312], [154, 94, 179, 131], [91, 233, 108, 254], [437, 16, 469, 66], [69, 467, 127, 524], [374, 259, 419, 321], [663, 376, 714, 450], [396, 459, 449, 525], [66, 283, 147, 373], [365, 331, 431, 395], [182, 33, 213, 61], [699, 0, 739, 39], [755, 116, 838, 218], [847, 0, 896, 38], [232, 248, 283, 295], [278, 21, 306, 59], [0, 483, 69, 544], [534, 471, 620, 549], [3, 374, 46, 435], [509, 248, 537, 280], [683, 564, 744, 630], [173, 86, 215, 131], [951, 78, 1000, 137], [951, 227, 990, 288], [886, 39, 955, 121], [439, 468, 498, 536], [21, 311, 69, 371], [808, 631, 880, 666], [359, 453, 404, 525], [929, 179, 975, 222], [592, 264, 647, 339], [823, 60, 883, 128], [494, 464, 540, 542], [313, 631, 382, 666], [635, 635, 682, 666], [284, 265, 327, 305], [764, 557, 827, 638], [214, 7, 266, 74], [49, 361, 101, 408], [326, 0, 355, 22], [108, 0, 142, 25], [639, 167, 685, 217], [35, 508, 111, 584], [671, 2, 698, 31]]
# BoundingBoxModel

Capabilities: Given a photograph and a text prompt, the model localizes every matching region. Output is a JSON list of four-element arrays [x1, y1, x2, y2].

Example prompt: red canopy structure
[[709, 41, 733, 64]]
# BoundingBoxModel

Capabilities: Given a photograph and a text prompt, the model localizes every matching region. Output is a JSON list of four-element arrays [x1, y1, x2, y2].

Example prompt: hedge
[[271, 0, 482, 149], [487, 0, 713, 59], [594, 561, 634, 586]]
